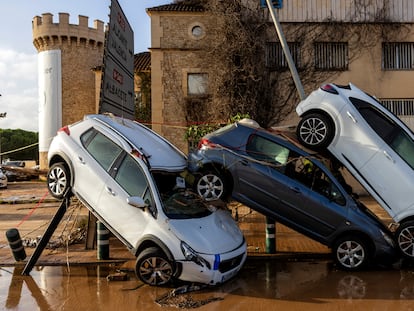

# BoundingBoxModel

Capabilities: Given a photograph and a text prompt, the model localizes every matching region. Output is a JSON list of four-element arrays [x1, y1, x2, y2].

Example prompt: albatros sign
[[100, 0, 135, 119]]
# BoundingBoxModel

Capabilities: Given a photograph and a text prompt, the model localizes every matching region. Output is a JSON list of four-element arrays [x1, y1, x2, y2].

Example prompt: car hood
[[168, 209, 244, 254]]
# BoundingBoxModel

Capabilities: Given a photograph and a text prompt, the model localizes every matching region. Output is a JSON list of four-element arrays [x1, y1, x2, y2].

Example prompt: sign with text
[[100, 0, 135, 118]]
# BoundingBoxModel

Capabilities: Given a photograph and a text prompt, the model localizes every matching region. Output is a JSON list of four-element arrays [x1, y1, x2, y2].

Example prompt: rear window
[[246, 134, 289, 165]]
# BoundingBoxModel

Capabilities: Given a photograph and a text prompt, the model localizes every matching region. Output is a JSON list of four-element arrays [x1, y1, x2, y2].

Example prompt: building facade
[[148, 0, 414, 153]]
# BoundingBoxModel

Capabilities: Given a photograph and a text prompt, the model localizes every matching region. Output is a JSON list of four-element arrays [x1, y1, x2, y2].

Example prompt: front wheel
[[47, 162, 71, 199], [135, 247, 174, 286], [396, 221, 414, 259], [297, 113, 334, 150], [195, 170, 228, 201], [333, 235, 369, 270]]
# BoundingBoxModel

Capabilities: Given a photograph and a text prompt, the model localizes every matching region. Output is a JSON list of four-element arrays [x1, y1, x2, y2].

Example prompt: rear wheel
[[47, 162, 71, 199], [333, 235, 369, 270], [195, 170, 228, 201], [297, 113, 334, 149], [135, 247, 174, 286], [396, 221, 414, 259]]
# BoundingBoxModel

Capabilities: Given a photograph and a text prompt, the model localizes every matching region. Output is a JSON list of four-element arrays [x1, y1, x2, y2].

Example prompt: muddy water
[[1, 259, 414, 310]]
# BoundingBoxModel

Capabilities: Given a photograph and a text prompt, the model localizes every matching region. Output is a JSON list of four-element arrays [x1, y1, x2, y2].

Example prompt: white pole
[[265, 0, 306, 100]]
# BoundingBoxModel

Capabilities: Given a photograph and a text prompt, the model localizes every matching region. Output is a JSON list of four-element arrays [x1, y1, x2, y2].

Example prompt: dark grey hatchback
[[188, 119, 397, 270]]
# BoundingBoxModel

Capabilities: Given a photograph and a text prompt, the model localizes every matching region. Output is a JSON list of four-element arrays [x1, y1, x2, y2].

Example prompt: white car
[[47, 114, 246, 286], [296, 83, 414, 259], [0, 169, 7, 188]]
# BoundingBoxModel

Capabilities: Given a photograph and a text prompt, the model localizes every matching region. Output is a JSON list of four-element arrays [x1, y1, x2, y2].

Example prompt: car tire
[[333, 235, 369, 270], [396, 221, 414, 259], [195, 170, 228, 201], [135, 247, 174, 286], [297, 113, 334, 149], [47, 162, 71, 199]]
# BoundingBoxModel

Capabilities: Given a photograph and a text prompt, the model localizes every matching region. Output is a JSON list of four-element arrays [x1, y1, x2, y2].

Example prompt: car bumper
[[187, 152, 204, 171], [176, 242, 247, 285], [373, 235, 398, 265]]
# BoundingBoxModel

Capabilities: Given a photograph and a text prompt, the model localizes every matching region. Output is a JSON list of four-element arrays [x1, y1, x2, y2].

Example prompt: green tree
[[0, 129, 38, 163]]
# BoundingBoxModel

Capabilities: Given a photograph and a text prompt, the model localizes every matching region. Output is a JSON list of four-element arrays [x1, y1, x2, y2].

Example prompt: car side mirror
[[127, 196, 147, 209]]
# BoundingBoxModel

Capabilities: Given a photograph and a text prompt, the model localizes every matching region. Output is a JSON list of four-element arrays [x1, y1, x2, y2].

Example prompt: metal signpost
[[99, 0, 135, 119]]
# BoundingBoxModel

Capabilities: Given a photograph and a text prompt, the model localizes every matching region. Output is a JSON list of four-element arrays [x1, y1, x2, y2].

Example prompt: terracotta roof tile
[[147, 4, 204, 13], [134, 52, 150, 72]]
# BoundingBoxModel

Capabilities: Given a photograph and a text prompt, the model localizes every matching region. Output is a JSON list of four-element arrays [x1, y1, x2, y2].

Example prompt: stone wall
[[151, 11, 218, 152]]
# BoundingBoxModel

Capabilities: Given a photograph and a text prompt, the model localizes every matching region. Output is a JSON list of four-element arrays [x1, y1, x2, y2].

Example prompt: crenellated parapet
[[32, 13, 105, 51]]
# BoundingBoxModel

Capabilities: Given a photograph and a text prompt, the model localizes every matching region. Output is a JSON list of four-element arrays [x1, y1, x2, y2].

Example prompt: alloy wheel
[[196, 173, 224, 201]]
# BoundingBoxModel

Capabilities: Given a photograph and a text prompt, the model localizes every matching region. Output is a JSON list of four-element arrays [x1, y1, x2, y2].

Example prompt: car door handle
[[106, 186, 116, 196], [289, 186, 301, 194], [78, 156, 85, 164], [383, 150, 395, 163], [240, 159, 249, 166], [346, 111, 357, 123]]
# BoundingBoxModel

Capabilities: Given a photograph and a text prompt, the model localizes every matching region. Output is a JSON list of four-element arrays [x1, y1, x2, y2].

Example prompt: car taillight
[[320, 84, 338, 95], [198, 138, 216, 150], [58, 125, 70, 135]]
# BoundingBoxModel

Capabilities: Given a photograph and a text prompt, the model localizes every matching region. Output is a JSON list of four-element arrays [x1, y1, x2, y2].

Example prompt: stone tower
[[32, 13, 105, 169]]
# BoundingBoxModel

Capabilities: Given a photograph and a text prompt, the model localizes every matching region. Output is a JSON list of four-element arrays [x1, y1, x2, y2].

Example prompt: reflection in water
[[1, 260, 414, 310], [336, 275, 366, 299], [5, 267, 23, 309]]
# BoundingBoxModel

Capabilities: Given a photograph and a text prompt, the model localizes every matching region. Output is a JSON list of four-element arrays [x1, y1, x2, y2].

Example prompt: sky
[[0, 0, 171, 132]]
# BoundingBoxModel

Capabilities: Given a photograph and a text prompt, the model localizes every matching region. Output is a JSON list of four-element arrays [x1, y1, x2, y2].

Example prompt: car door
[[235, 134, 346, 240], [280, 156, 348, 239], [330, 97, 383, 170], [234, 134, 290, 214], [356, 104, 414, 218], [96, 151, 157, 248], [73, 128, 123, 209]]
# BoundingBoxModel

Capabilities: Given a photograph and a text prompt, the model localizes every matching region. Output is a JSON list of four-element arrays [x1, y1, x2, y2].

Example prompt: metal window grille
[[382, 42, 414, 70], [260, 0, 283, 8], [265, 42, 301, 70], [314, 42, 348, 70], [380, 99, 414, 116]]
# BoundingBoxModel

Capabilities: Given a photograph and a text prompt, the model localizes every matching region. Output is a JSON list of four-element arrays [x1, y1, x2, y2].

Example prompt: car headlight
[[381, 230, 395, 247], [180, 241, 211, 269]]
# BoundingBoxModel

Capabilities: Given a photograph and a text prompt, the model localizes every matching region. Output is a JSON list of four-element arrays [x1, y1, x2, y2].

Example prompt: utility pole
[[265, 0, 306, 100]]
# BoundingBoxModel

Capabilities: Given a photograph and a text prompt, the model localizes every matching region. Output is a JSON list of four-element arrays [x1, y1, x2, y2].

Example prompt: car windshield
[[162, 191, 213, 219]]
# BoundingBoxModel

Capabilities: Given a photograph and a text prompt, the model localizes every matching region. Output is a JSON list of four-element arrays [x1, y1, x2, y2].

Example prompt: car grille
[[218, 253, 244, 273]]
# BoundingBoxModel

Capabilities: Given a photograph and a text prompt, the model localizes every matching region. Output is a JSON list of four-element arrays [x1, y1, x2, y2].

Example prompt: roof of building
[[147, 4, 205, 13], [134, 52, 150, 72]]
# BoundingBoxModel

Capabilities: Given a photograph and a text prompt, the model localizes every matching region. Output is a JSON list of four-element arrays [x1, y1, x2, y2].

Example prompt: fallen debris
[[155, 284, 224, 309]]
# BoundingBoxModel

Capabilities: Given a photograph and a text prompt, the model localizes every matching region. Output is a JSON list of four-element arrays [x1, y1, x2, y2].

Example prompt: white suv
[[47, 114, 246, 286], [296, 83, 414, 259]]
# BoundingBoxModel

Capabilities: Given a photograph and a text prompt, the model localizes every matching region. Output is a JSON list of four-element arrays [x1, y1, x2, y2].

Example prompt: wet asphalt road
[[1, 181, 412, 310], [1, 259, 414, 310]]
